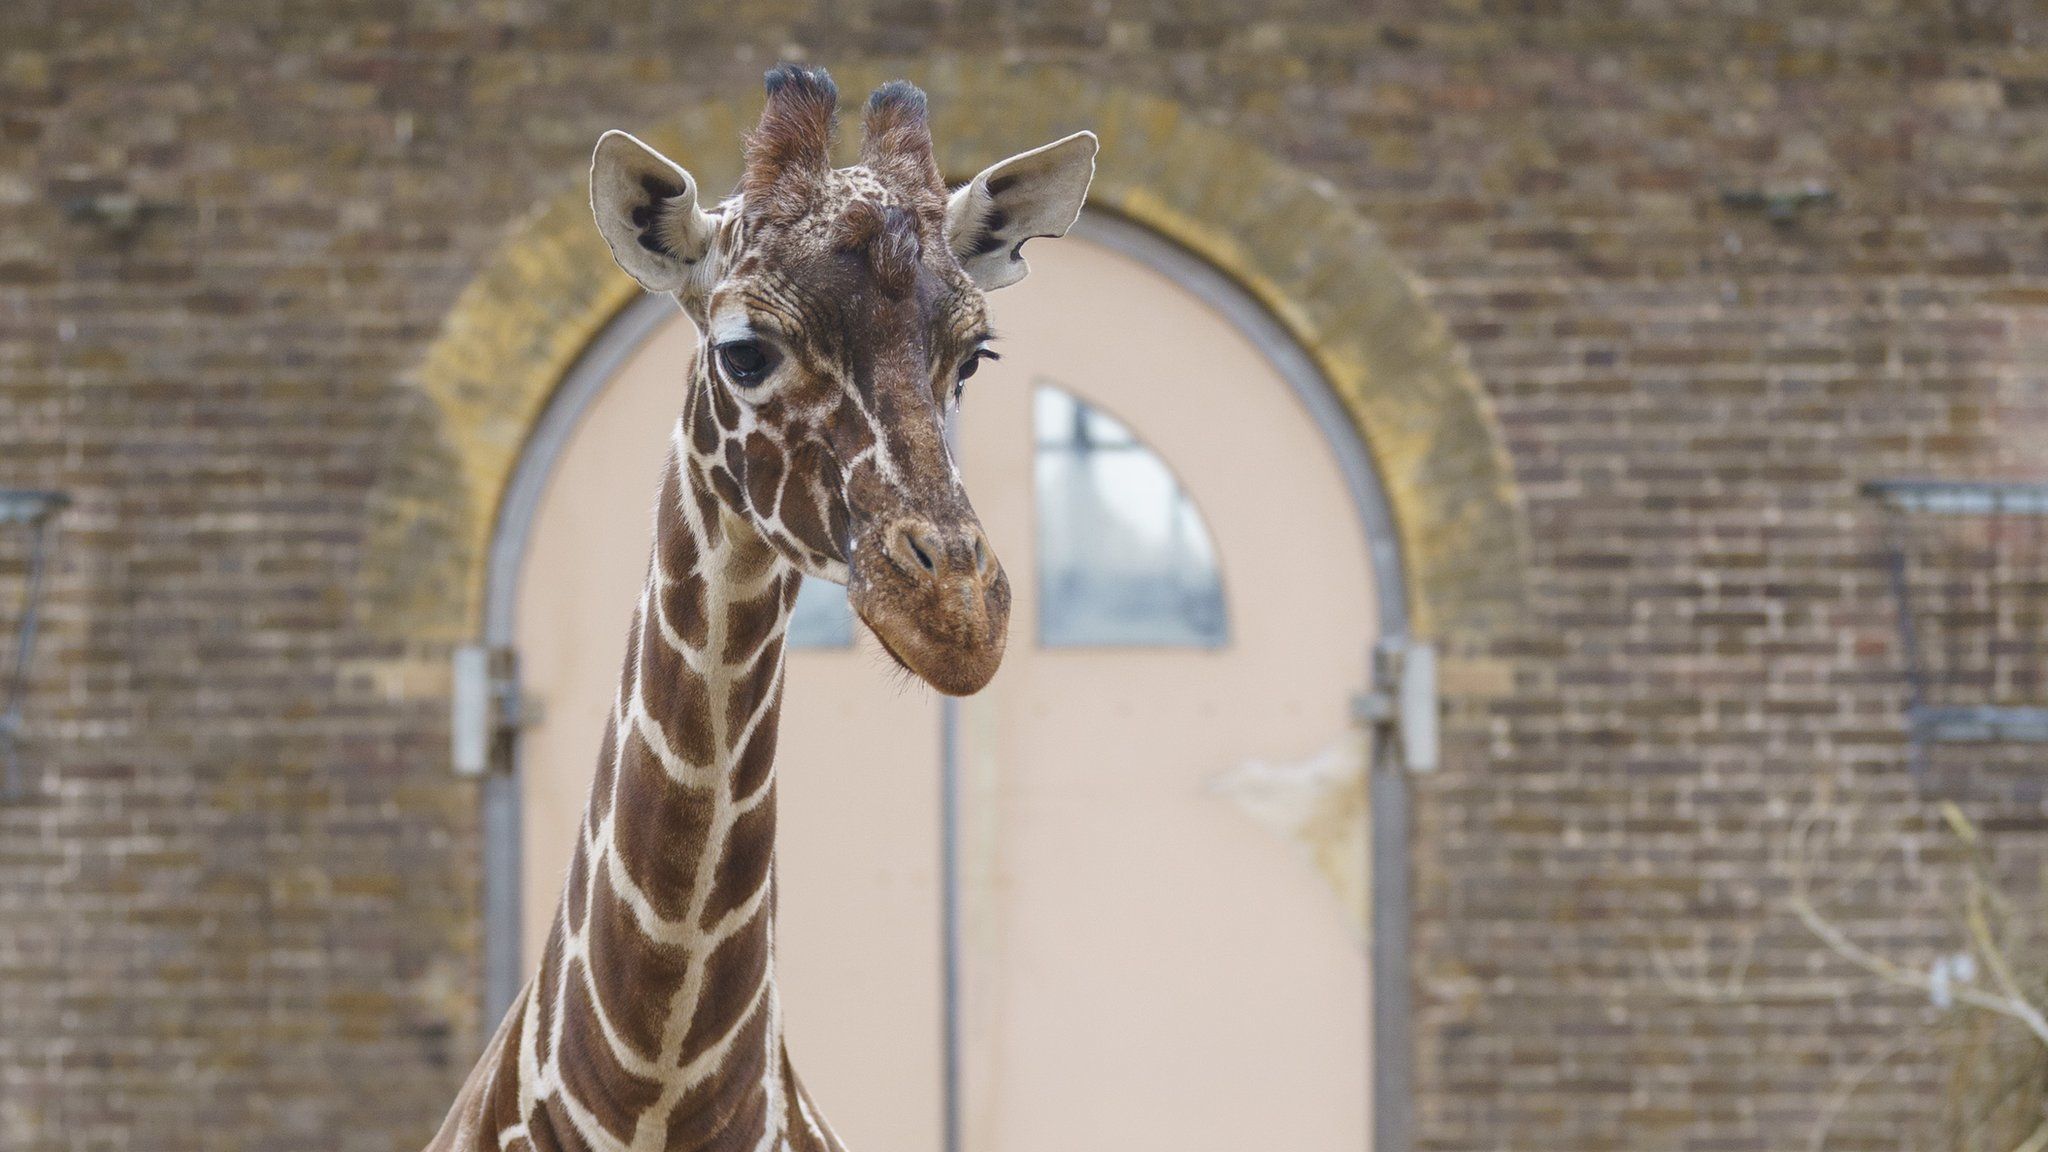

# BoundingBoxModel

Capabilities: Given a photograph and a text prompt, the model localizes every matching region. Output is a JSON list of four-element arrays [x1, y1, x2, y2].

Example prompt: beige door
[[954, 237, 1376, 1152], [512, 232, 1377, 1152]]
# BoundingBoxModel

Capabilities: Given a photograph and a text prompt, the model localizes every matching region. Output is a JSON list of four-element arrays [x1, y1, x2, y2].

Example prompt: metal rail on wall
[[1865, 479, 2048, 784], [1, 489, 70, 800]]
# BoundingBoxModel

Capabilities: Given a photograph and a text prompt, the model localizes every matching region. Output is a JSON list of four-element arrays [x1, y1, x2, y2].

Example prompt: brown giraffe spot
[[660, 569, 709, 654], [586, 861, 691, 1061], [611, 727, 716, 923], [564, 834, 591, 935], [709, 371, 740, 429], [742, 433, 784, 518], [777, 448, 836, 557], [722, 438, 747, 495], [637, 612, 715, 765], [688, 393, 721, 456], [533, 915, 565, 1068], [724, 529, 780, 586], [657, 456, 700, 576], [531, 1093, 601, 1152], [701, 791, 775, 931], [825, 486, 852, 556], [729, 685, 781, 799], [667, 517, 701, 582], [689, 464, 724, 549], [663, 1002, 772, 1148], [708, 465, 747, 522], [481, 1009, 526, 1135], [676, 923, 769, 1059], [587, 713, 618, 837], [524, 1104, 588, 1152], [723, 583, 783, 665], [557, 957, 666, 1143], [724, 637, 782, 737]]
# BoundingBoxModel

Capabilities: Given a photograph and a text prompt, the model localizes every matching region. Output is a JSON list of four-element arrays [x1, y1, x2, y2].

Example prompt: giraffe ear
[[945, 131, 1098, 291], [590, 130, 721, 294]]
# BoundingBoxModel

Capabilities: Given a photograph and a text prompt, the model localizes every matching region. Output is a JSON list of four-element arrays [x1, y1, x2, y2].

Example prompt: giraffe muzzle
[[851, 516, 1010, 696]]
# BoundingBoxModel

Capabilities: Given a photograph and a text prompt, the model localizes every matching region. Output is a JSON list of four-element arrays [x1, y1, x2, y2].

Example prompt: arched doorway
[[381, 72, 1531, 1152], [489, 216, 1401, 1151]]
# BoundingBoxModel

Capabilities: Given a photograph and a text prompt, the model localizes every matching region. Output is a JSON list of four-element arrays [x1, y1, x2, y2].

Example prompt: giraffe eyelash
[[953, 348, 999, 403]]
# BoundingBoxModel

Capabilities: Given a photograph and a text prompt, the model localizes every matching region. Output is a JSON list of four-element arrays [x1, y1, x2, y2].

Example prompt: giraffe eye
[[956, 348, 999, 390], [716, 339, 777, 385]]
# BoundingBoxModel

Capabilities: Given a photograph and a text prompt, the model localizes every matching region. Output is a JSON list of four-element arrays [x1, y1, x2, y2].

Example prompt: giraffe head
[[590, 65, 1096, 696]]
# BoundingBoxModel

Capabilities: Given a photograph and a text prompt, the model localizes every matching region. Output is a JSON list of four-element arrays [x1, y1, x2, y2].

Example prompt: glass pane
[[788, 574, 855, 649], [1034, 384, 1227, 648]]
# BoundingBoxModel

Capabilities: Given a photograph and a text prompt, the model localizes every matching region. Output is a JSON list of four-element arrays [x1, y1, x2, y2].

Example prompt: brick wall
[[3, 2, 2046, 1149]]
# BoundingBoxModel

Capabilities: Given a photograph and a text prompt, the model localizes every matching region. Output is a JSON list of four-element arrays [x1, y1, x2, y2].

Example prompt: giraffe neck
[[520, 412, 816, 1151], [427, 379, 851, 1152]]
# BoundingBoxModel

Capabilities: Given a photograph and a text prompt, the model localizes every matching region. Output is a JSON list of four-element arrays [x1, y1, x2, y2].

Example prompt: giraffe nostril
[[888, 520, 993, 585]]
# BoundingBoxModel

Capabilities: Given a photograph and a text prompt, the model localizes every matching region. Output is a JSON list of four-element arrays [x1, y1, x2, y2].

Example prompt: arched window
[[1033, 384, 1227, 648]]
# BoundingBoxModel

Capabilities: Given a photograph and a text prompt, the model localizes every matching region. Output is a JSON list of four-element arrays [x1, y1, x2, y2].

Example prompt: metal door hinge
[[452, 644, 535, 776], [1352, 638, 1438, 774]]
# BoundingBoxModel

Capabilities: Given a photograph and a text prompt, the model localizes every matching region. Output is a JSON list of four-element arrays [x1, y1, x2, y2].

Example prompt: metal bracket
[[1353, 638, 1439, 773], [452, 644, 534, 776], [1720, 182, 1837, 226], [2, 490, 70, 801]]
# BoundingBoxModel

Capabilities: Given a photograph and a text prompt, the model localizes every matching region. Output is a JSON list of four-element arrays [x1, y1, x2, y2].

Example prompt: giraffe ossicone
[[426, 63, 1096, 1152]]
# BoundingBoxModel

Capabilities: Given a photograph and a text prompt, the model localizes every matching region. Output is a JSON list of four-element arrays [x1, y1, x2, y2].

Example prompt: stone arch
[[363, 64, 1525, 653]]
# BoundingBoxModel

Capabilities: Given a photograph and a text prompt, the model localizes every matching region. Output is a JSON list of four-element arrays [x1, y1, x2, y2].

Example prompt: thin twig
[[1807, 1035, 1916, 1152], [1648, 927, 1854, 1003]]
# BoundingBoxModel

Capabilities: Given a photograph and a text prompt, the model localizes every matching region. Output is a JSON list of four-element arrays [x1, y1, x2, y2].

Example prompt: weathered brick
[[5, 6, 2048, 1152]]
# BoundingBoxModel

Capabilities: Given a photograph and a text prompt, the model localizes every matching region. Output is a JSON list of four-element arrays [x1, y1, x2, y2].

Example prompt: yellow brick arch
[[369, 64, 1525, 652]]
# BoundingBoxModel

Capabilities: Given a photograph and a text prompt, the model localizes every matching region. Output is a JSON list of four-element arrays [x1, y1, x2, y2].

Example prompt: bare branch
[[1786, 798, 2048, 1050]]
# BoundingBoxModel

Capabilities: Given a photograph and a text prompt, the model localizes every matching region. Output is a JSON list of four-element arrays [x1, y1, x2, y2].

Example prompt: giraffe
[[424, 64, 1096, 1152]]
